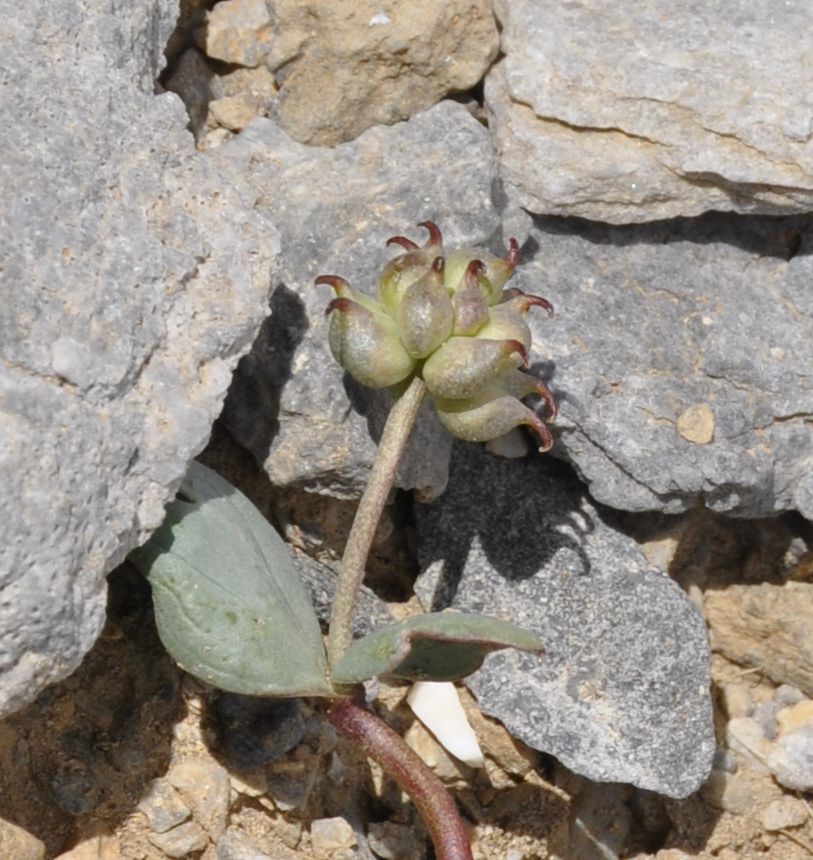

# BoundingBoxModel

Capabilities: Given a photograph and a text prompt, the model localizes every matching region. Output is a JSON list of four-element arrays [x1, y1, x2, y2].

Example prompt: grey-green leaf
[[129, 461, 331, 697], [331, 612, 544, 684]]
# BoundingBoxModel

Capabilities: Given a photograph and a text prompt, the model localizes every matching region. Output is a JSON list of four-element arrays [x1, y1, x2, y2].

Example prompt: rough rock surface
[[489, 0, 813, 223], [0, 0, 277, 716], [217, 102, 501, 499], [414, 444, 715, 797], [517, 213, 813, 517], [265, 0, 499, 145], [705, 582, 813, 697], [200, 0, 274, 67]]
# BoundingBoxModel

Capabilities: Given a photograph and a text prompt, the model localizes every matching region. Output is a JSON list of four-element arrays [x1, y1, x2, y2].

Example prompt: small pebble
[[201, 0, 273, 67], [676, 403, 715, 444], [216, 828, 274, 860], [752, 701, 780, 740], [775, 685, 806, 709], [760, 796, 809, 831], [137, 778, 191, 833], [167, 759, 231, 838], [766, 724, 813, 791], [0, 817, 46, 860], [147, 820, 208, 858], [310, 817, 356, 859], [700, 768, 781, 815], [726, 717, 771, 773]]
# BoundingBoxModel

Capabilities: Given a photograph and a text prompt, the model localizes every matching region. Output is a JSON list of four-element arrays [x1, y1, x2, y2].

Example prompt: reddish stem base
[[327, 696, 473, 860]]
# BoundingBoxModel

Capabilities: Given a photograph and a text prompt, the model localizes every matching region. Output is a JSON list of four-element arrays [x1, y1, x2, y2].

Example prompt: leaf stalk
[[327, 375, 427, 668]]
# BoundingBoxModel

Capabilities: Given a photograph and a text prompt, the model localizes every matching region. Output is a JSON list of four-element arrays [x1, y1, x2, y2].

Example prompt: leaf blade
[[331, 612, 544, 684], [130, 461, 331, 697]]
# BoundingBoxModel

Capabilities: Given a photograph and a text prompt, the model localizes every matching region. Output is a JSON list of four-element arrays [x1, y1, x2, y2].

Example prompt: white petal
[[407, 681, 484, 768]]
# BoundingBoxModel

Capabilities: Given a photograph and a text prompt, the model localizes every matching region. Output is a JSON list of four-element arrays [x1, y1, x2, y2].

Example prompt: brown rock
[[269, 0, 499, 145], [704, 581, 813, 696]]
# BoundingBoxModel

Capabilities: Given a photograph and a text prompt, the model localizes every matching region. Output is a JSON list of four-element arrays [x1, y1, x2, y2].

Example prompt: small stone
[[367, 821, 426, 860], [776, 699, 813, 734], [655, 850, 694, 860], [775, 685, 806, 709], [201, 0, 273, 67], [760, 796, 809, 831], [767, 724, 813, 790], [0, 817, 46, 860], [137, 778, 191, 833], [700, 768, 781, 815], [148, 821, 208, 858], [310, 817, 356, 859], [167, 760, 231, 839], [209, 96, 258, 132], [216, 828, 274, 860], [676, 404, 715, 444], [751, 701, 780, 740], [726, 717, 771, 772]]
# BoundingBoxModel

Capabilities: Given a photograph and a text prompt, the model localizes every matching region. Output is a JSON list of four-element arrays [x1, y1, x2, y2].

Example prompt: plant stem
[[328, 696, 473, 860], [328, 376, 427, 668]]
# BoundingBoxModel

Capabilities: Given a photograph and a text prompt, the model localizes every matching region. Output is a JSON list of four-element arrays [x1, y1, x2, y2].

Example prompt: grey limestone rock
[[0, 0, 277, 716], [489, 0, 813, 223], [519, 213, 813, 518], [217, 102, 502, 499], [415, 444, 714, 797]]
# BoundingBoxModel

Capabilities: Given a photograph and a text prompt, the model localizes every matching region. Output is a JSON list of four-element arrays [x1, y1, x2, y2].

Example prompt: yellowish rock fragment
[[677, 403, 715, 444]]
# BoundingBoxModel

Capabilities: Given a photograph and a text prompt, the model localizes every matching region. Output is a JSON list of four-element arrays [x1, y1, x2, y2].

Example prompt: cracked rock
[[489, 0, 813, 222], [519, 212, 813, 518]]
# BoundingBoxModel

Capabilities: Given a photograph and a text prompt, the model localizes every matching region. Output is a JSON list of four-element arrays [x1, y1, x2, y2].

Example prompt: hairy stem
[[328, 696, 473, 860], [328, 375, 427, 668]]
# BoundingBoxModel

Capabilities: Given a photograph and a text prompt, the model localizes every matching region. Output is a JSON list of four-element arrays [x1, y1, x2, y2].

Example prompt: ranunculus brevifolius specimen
[[317, 222, 557, 451]]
